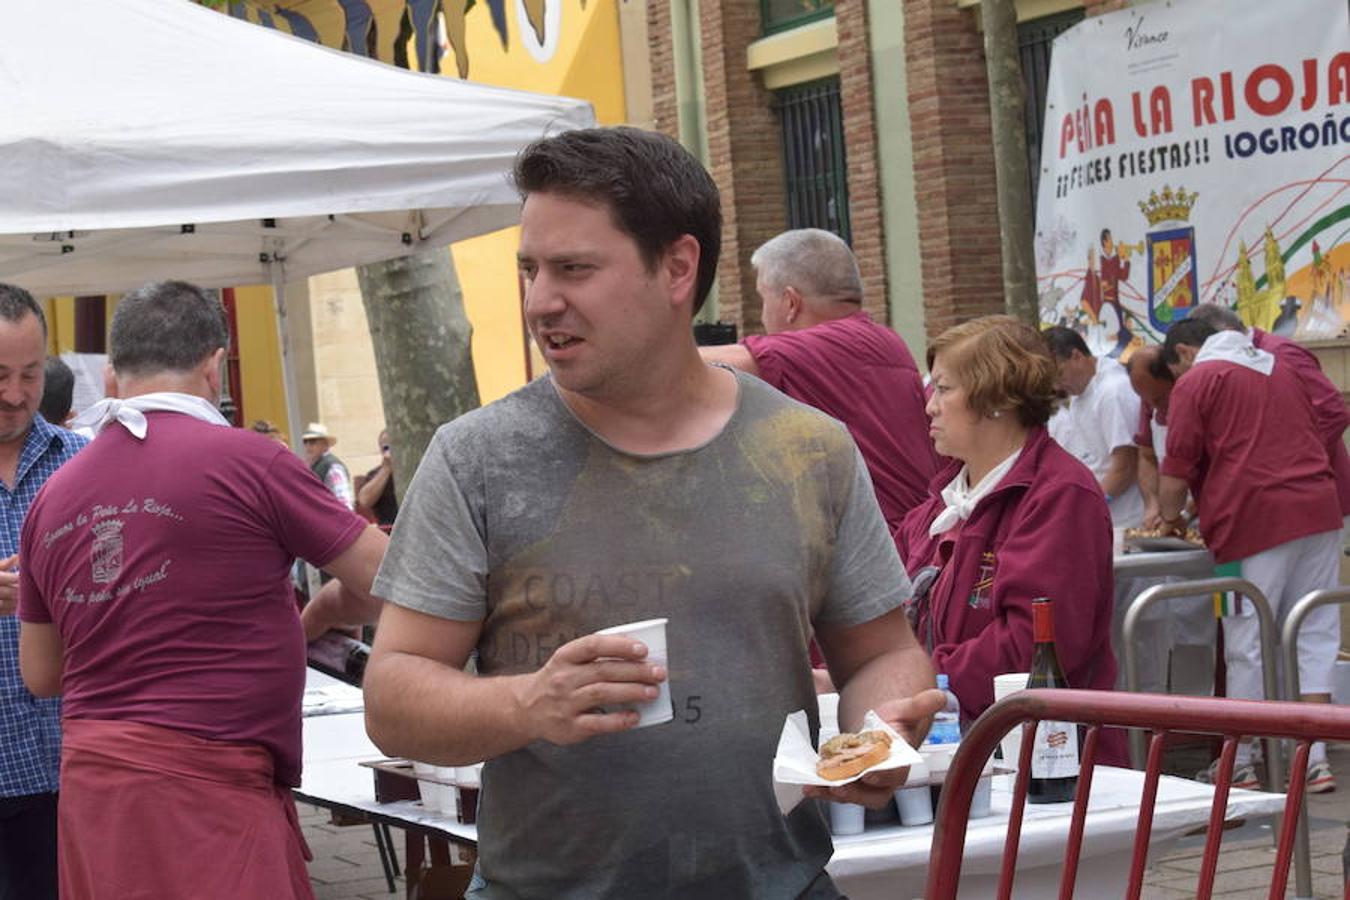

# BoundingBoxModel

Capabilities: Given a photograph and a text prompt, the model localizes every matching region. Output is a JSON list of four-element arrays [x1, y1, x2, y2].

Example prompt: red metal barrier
[[924, 690, 1350, 900]]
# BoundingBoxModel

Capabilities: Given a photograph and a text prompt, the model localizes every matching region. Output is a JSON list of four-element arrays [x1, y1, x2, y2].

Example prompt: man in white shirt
[[1045, 326, 1144, 528]]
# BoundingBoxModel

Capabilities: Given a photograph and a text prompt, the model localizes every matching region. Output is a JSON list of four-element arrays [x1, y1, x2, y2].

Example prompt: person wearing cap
[[302, 422, 353, 510]]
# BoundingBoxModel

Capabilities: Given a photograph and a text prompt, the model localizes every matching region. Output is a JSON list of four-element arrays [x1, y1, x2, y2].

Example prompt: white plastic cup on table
[[970, 773, 994, 819], [412, 761, 447, 813], [993, 672, 1031, 769], [829, 801, 866, 836], [895, 786, 934, 826], [595, 618, 672, 728], [433, 765, 458, 816]]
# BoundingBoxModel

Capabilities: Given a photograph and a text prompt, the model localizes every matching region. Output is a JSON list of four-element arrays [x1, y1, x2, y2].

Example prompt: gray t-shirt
[[374, 371, 910, 899]]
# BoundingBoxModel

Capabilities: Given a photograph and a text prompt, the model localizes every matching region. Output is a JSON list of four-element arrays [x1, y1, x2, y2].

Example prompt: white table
[[828, 767, 1284, 899], [298, 699, 1282, 900]]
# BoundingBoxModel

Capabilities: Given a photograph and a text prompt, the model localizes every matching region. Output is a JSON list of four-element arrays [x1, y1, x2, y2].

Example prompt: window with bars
[[1019, 9, 1085, 222], [761, 0, 834, 35], [775, 77, 851, 245]]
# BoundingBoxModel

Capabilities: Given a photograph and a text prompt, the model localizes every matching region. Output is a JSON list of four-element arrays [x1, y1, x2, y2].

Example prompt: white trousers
[[1223, 529, 1342, 699]]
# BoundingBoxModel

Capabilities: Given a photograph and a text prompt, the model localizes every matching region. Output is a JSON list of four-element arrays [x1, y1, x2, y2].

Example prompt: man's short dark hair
[[1161, 318, 1217, 365], [109, 281, 229, 377], [0, 283, 47, 336], [1100, 228, 1112, 246], [39, 356, 75, 424], [1042, 325, 1091, 360], [1182, 303, 1246, 333], [512, 126, 722, 313]]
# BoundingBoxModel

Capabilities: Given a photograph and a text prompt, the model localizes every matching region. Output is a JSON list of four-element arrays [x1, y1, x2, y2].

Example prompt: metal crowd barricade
[[1280, 586, 1350, 900], [924, 689, 1350, 900], [1121, 577, 1281, 788]]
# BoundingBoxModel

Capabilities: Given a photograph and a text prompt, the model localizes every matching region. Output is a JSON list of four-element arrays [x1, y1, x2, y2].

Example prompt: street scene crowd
[[2, 0, 1349, 898]]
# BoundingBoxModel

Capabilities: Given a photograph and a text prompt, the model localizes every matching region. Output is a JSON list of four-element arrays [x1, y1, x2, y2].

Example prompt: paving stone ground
[[302, 743, 1350, 899]]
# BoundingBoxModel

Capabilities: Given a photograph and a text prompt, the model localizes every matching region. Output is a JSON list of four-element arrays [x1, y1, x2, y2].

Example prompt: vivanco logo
[[1123, 14, 1169, 52]]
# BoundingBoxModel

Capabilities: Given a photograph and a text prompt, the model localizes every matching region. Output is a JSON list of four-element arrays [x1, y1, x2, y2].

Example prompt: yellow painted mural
[[225, 0, 627, 413]]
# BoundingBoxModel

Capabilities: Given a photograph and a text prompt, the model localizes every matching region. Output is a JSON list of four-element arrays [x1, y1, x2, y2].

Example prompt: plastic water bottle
[[927, 674, 961, 745]]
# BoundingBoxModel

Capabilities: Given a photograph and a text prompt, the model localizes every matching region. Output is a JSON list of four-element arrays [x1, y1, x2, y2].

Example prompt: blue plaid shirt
[[0, 415, 86, 798]]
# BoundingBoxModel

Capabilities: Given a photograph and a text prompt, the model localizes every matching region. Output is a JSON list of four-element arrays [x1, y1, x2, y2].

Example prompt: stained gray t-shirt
[[374, 371, 910, 899]]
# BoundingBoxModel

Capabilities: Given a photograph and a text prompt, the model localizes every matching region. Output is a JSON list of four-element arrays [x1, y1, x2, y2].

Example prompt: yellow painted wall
[[43, 297, 75, 355], [228, 0, 629, 420], [233, 285, 291, 435]]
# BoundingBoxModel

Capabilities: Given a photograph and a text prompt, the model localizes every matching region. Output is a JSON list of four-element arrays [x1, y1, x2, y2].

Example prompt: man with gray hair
[[17, 281, 388, 897], [701, 228, 937, 532]]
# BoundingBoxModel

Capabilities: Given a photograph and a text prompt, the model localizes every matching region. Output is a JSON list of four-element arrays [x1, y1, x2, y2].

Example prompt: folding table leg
[[372, 823, 397, 893]]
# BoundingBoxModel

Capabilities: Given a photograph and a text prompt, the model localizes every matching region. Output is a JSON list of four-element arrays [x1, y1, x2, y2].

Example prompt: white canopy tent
[[0, 0, 593, 434]]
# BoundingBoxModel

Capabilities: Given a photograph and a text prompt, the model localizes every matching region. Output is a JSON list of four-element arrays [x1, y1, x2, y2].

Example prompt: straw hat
[[300, 422, 336, 444]]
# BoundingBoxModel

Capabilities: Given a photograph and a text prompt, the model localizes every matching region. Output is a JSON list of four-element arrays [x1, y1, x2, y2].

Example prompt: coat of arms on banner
[[91, 519, 124, 584], [1139, 186, 1199, 331]]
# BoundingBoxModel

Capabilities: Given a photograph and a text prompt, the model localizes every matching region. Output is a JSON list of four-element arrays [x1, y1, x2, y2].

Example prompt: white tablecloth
[[298, 698, 1283, 900], [828, 767, 1284, 899]]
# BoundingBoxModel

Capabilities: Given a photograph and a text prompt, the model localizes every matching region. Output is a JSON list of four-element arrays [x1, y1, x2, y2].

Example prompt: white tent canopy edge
[[0, 0, 594, 440]]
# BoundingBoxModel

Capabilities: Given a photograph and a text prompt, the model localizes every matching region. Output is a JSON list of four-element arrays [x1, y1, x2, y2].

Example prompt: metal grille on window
[[775, 77, 851, 245], [1019, 9, 1085, 222]]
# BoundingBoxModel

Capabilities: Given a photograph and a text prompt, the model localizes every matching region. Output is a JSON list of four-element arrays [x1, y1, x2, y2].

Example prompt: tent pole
[[270, 259, 324, 602], [268, 260, 305, 453]]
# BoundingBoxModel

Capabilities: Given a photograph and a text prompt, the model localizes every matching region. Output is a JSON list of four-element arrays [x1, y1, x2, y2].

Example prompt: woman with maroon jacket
[[894, 316, 1119, 728]]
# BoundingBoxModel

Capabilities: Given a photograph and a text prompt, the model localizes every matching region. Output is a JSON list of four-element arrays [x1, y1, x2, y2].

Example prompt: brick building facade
[[644, 0, 1125, 350]]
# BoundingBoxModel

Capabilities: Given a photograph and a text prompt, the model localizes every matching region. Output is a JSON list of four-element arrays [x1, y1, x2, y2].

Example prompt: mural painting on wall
[[227, 0, 595, 78], [1034, 0, 1350, 358]]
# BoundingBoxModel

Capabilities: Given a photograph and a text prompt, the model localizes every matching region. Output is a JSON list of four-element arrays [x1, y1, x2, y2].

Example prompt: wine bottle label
[[1030, 719, 1079, 779]]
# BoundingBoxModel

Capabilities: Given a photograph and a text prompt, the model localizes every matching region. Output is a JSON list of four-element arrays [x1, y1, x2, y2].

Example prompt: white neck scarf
[[69, 392, 230, 440], [1193, 330, 1274, 376], [928, 449, 1022, 537]]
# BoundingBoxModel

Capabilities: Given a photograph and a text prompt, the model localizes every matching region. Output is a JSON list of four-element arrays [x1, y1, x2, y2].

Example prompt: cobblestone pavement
[[303, 744, 1350, 899]]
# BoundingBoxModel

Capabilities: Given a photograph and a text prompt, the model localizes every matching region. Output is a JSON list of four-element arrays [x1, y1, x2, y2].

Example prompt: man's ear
[[201, 347, 227, 397], [663, 235, 701, 310], [782, 286, 804, 324]]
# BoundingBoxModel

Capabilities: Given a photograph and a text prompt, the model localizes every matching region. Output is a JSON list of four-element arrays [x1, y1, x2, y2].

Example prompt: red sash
[[59, 719, 314, 900]]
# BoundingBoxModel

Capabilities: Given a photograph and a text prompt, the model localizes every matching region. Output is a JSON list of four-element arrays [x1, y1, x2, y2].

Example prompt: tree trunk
[[981, 0, 1039, 326], [357, 248, 480, 501]]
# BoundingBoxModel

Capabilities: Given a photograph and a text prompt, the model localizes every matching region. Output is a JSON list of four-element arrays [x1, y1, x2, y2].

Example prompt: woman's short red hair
[[926, 315, 1058, 428]]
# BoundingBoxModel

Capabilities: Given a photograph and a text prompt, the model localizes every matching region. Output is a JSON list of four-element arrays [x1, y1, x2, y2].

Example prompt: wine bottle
[[308, 632, 371, 686], [1026, 597, 1079, 804]]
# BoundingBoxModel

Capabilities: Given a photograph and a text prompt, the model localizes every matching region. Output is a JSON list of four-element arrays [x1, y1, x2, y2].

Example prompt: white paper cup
[[595, 618, 672, 728], [895, 786, 934, 826], [829, 801, 866, 836], [993, 672, 1030, 769], [433, 766, 458, 815], [970, 774, 994, 819], [1113, 526, 1126, 557]]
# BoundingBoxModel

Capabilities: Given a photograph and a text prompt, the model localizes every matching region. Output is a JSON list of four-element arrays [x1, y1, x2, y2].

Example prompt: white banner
[[1034, 0, 1350, 355]]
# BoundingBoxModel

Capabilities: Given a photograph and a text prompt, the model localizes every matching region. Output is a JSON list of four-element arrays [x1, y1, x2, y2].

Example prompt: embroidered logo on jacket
[[967, 552, 996, 609]]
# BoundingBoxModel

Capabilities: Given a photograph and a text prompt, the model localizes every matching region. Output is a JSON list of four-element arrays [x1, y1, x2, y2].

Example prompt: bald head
[[1127, 345, 1174, 410], [751, 229, 863, 333]]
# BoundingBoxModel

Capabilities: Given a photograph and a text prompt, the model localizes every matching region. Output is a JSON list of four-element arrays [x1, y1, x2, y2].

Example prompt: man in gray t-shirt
[[365, 127, 941, 899]]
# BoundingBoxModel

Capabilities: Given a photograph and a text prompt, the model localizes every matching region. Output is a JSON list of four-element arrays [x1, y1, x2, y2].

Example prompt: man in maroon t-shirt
[[699, 228, 937, 532], [16, 281, 389, 898], [1186, 303, 1350, 519], [1161, 317, 1341, 792]]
